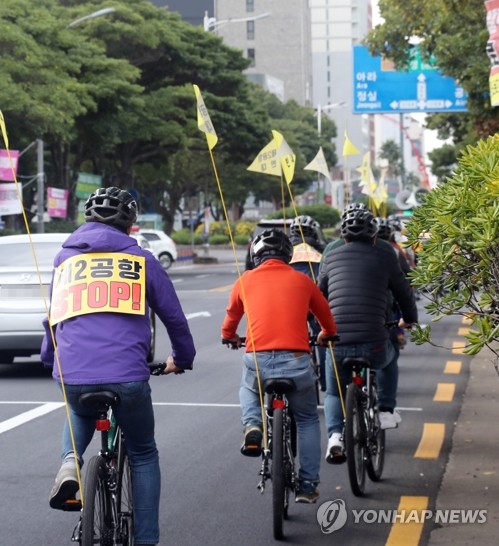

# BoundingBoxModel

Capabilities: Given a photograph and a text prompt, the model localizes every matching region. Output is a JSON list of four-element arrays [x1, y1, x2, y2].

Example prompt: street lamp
[[316, 101, 347, 136], [203, 11, 270, 32], [67, 7, 116, 28]]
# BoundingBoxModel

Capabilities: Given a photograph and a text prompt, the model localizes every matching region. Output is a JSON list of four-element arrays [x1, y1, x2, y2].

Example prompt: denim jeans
[[59, 381, 160, 546], [323, 340, 398, 437], [240, 351, 321, 483]]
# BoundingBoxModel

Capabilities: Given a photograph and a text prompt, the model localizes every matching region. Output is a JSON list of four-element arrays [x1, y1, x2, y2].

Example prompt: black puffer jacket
[[317, 239, 417, 345]]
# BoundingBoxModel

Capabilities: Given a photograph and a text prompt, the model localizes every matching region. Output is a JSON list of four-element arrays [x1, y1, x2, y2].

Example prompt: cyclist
[[221, 228, 337, 504], [288, 215, 328, 390], [41, 187, 196, 546], [317, 207, 417, 464]]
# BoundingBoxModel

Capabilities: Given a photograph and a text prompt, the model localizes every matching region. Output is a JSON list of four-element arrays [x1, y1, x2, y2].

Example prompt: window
[[247, 20, 255, 40], [247, 48, 255, 67], [246, 0, 254, 12]]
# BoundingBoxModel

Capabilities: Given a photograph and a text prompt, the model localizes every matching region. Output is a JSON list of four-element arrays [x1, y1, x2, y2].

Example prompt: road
[[0, 261, 472, 545]]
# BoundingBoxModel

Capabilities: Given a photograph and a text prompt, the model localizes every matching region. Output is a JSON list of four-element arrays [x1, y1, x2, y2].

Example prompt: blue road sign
[[353, 45, 468, 114]]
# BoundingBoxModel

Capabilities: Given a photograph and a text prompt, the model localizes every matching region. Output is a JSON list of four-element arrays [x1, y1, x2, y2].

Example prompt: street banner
[[486, 0, 499, 107], [0, 183, 22, 215], [0, 149, 19, 181], [47, 187, 68, 218], [75, 173, 102, 200]]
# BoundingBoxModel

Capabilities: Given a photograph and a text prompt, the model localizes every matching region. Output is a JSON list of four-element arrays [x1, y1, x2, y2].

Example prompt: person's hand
[[163, 355, 184, 375], [398, 319, 414, 330], [223, 334, 241, 349], [317, 331, 336, 347]]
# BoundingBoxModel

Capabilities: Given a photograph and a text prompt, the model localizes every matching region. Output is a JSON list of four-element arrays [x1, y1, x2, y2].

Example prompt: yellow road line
[[385, 496, 429, 546], [444, 360, 462, 374], [414, 423, 445, 459], [433, 383, 455, 402], [462, 315, 472, 325], [458, 327, 470, 336], [451, 341, 466, 354], [210, 284, 234, 292]]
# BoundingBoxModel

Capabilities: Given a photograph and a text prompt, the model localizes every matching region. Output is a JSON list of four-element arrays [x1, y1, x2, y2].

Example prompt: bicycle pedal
[[61, 498, 82, 512]]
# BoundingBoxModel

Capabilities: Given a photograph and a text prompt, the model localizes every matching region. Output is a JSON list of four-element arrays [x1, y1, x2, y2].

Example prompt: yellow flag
[[247, 136, 281, 177], [272, 130, 296, 185], [0, 110, 9, 148], [304, 147, 331, 180], [193, 84, 218, 150], [357, 152, 377, 197], [343, 130, 360, 156]]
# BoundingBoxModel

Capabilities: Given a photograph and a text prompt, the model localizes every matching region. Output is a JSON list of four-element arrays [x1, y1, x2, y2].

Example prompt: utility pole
[[36, 139, 44, 233]]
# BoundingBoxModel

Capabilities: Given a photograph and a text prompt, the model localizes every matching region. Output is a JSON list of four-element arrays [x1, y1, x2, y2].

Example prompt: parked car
[[138, 229, 177, 270], [245, 218, 328, 270], [0, 233, 156, 364]]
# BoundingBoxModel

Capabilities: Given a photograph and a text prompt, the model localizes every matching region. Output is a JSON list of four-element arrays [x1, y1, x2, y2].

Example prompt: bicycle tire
[[271, 407, 285, 540], [81, 455, 115, 546], [116, 433, 134, 545], [345, 384, 367, 497], [366, 385, 386, 482]]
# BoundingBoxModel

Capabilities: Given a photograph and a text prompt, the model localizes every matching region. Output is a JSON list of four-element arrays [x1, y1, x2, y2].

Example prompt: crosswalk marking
[[414, 423, 445, 459], [433, 383, 455, 402], [385, 496, 429, 546], [444, 360, 462, 374]]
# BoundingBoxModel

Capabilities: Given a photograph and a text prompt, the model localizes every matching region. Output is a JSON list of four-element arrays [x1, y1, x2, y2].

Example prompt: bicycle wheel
[[345, 383, 367, 496], [81, 455, 114, 546], [366, 386, 386, 482], [116, 433, 134, 545], [271, 407, 285, 540]]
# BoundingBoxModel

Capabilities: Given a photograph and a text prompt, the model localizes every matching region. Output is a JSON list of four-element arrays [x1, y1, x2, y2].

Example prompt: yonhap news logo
[[316, 500, 487, 534]]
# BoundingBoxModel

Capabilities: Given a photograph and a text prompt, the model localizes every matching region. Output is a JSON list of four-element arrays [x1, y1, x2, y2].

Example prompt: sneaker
[[325, 432, 346, 464], [295, 480, 319, 504], [49, 461, 79, 510], [240, 424, 263, 457], [379, 409, 402, 430]]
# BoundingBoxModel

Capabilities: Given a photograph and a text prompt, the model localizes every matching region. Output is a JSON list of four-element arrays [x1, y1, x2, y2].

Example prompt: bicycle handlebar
[[149, 362, 168, 376], [222, 333, 340, 350]]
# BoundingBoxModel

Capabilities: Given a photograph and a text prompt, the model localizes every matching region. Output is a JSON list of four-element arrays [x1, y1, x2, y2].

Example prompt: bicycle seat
[[263, 378, 296, 395], [78, 391, 120, 413], [342, 357, 373, 368]]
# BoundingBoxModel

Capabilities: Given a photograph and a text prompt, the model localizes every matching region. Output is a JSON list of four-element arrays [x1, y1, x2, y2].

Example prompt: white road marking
[[0, 402, 64, 434], [185, 311, 212, 320]]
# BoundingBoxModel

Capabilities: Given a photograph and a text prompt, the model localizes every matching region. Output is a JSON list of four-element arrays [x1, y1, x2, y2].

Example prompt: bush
[[234, 234, 250, 245], [171, 229, 203, 245], [266, 204, 340, 228], [406, 135, 499, 357], [235, 221, 256, 238], [209, 233, 229, 245]]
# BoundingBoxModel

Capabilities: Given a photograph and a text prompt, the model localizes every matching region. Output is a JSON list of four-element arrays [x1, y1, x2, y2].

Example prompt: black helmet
[[341, 202, 368, 220], [290, 215, 320, 239], [387, 214, 403, 232], [250, 228, 293, 267], [341, 209, 378, 240], [376, 217, 394, 241], [84, 187, 137, 231]]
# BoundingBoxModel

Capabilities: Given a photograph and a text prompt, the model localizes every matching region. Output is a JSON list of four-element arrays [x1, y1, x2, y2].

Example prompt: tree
[[366, 0, 499, 144], [378, 139, 402, 182], [427, 144, 458, 184], [405, 135, 499, 357]]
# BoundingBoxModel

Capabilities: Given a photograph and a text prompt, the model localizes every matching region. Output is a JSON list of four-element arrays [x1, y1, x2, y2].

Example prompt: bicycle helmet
[[250, 228, 293, 267], [84, 187, 138, 231], [387, 215, 403, 232], [290, 215, 320, 239], [375, 217, 394, 241], [341, 202, 368, 220], [341, 209, 378, 240]]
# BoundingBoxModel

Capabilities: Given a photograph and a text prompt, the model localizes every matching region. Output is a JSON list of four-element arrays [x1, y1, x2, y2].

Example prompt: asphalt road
[[0, 262, 472, 545]]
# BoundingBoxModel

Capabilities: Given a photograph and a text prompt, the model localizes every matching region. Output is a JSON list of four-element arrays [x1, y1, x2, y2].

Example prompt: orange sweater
[[221, 259, 336, 352]]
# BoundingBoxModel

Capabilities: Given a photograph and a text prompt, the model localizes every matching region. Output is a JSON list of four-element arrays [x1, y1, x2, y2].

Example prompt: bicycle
[[343, 357, 385, 497], [223, 334, 337, 540], [67, 362, 167, 545]]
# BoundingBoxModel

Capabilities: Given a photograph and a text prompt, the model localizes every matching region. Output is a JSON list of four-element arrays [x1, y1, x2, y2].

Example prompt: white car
[[138, 229, 177, 270]]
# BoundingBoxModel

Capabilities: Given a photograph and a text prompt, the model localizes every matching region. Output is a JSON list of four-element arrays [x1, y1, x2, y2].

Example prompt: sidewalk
[[428, 347, 499, 544]]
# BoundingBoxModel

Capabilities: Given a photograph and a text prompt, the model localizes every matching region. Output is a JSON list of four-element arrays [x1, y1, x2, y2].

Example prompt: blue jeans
[[324, 341, 398, 437], [59, 381, 160, 546], [240, 351, 321, 483]]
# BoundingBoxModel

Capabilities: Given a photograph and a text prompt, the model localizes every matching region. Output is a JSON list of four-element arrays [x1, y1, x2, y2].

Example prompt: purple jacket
[[41, 223, 195, 384]]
